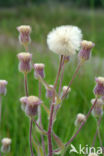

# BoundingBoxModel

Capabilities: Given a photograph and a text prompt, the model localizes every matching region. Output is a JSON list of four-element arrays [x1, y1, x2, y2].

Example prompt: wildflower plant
[[1, 24, 104, 156], [16, 24, 104, 156]]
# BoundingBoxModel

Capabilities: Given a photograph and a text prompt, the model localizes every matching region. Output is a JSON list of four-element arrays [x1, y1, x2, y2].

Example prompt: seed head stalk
[[48, 55, 63, 156], [58, 57, 65, 96], [62, 60, 83, 99], [54, 98, 98, 153]]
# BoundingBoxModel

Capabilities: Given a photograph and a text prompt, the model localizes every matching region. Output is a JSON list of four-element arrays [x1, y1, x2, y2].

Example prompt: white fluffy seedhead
[[47, 25, 82, 56]]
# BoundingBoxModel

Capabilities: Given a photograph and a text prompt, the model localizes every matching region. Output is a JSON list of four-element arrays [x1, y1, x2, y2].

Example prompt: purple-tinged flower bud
[[91, 98, 103, 117], [17, 52, 32, 73], [17, 25, 31, 47], [75, 113, 86, 127], [25, 96, 42, 117], [94, 77, 104, 97], [0, 80, 8, 96], [46, 85, 54, 98], [20, 96, 28, 111], [64, 56, 70, 63], [78, 40, 95, 61], [34, 63, 45, 79], [62, 86, 71, 98], [1, 138, 12, 153]]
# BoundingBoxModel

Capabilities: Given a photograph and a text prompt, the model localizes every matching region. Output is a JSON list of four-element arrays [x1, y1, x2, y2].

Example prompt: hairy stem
[[38, 81, 46, 156], [96, 118, 103, 150], [92, 116, 102, 147], [48, 55, 63, 156], [58, 59, 65, 96], [54, 55, 63, 89], [29, 119, 34, 156], [54, 98, 98, 153], [48, 104, 54, 156], [24, 73, 28, 96], [62, 61, 83, 99]]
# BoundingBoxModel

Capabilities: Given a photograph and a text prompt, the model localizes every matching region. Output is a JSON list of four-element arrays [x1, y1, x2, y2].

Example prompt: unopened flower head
[[1, 138, 12, 153], [17, 52, 32, 73], [47, 25, 82, 56], [0, 80, 8, 96], [46, 85, 54, 98], [17, 25, 31, 47], [94, 77, 104, 97], [88, 153, 98, 156], [20, 96, 28, 111], [78, 40, 95, 61], [91, 98, 103, 117], [75, 113, 86, 127], [62, 86, 71, 98], [25, 96, 42, 117], [34, 63, 45, 79]]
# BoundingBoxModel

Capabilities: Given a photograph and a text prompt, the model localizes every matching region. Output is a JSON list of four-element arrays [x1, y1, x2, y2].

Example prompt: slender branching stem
[[48, 55, 63, 156], [24, 72, 34, 156], [54, 55, 63, 89], [29, 119, 34, 156], [92, 127, 98, 147], [96, 118, 103, 150], [92, 116, 102, 147], [24, 45, 29, 52], [0, 96, 2, 123], [62, 61, 83, 99], [58, 58, 65, 96], [24, 73, 28, 96], [33, 119, 47, 135], [38, 81, 46, 156], [54, 98, 98, 153], [48, 104, 54, 156]]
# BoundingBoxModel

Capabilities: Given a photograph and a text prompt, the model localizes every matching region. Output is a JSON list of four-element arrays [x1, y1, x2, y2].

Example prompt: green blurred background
[[0, 0, 104, 156]]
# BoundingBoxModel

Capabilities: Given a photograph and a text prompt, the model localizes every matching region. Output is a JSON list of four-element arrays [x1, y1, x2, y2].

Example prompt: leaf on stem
[[32, 138, 44, 156], [41, 103, 50, 117]]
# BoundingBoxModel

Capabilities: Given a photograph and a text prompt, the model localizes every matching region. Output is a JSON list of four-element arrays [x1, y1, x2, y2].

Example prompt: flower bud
[[91, 98, 103, 117], [75, 113, 86, 127], [46, 85, 54, 98], [25, 96, 42, 117], [78, 40, 95, 61], [17, 52, 32, 73], [20, 96, 27, 111], [0, 80, 8, 96], [62, 86, 71, 98], [34, 63, 45, 79], [94, 77, 104, 97], [88, 153, 98, 156], [17, 25, 31, 47], [1, 138, 12, 153]]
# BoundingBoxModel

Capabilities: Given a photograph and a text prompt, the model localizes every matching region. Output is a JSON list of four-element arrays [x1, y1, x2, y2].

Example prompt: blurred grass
[[0, 5, 104, 156]]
